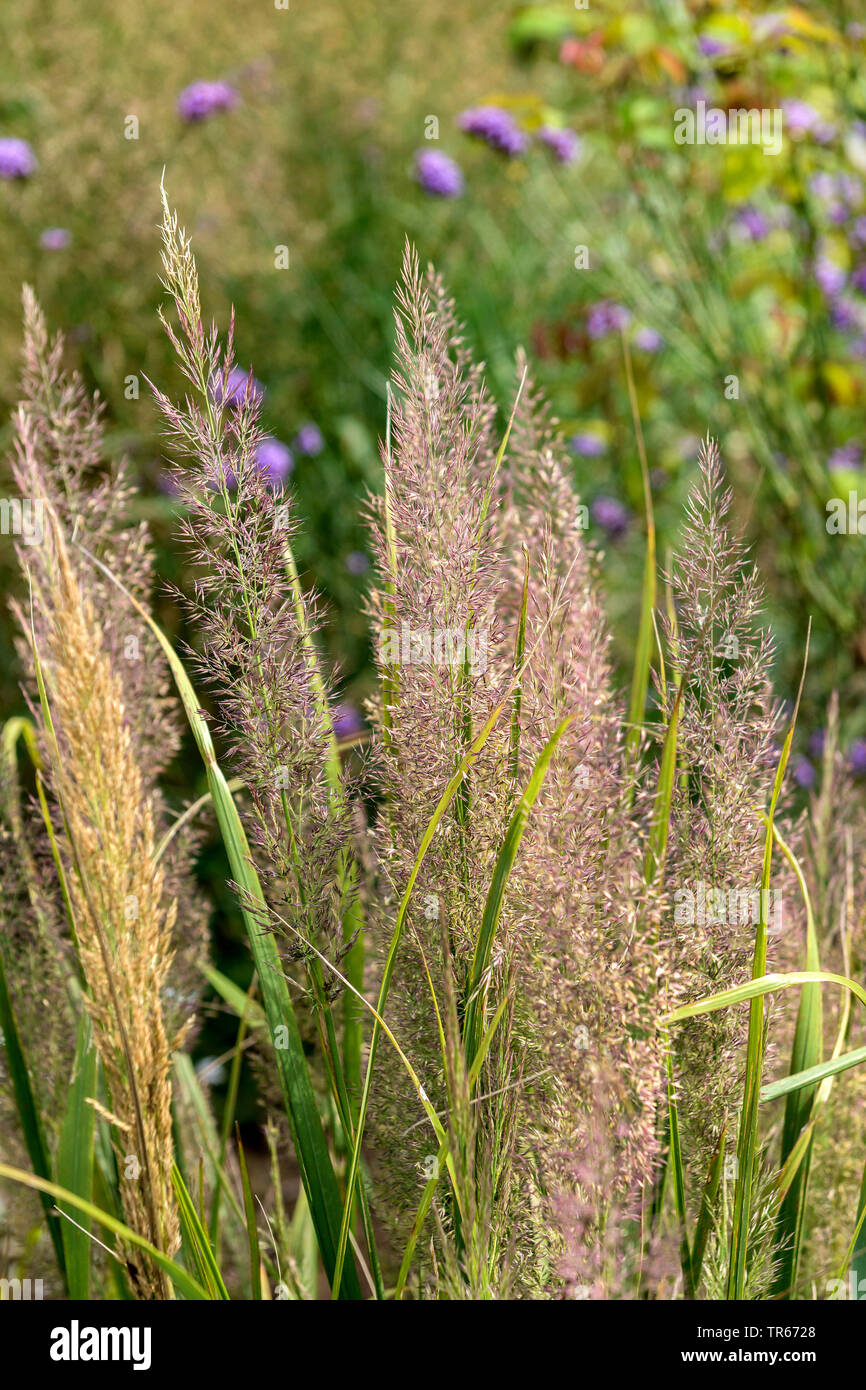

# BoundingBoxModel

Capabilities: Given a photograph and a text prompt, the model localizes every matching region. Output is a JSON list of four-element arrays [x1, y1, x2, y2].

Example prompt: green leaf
[[767, 824, 822, 1297], [236, 1129, 262, 1301], [761, 1044, 866, 1102], [56, 1013, 98, 1298], [171, 1164, 230, 1300], [464, 714, 574, 1067], [727, 625, 809, 1300], [0, 949, 67, 1285], [666, 970, 866, 1024], [0, 1162, 208, 1300]]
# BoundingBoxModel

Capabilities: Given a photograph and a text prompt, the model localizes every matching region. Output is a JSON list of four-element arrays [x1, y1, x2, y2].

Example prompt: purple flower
[[814, 259, 846, 297], [793, 757, 816, 789], [210, 365, 265, 409], [852, 264, 866, 294], [255, 436, 293, 486], [332, 703, 364, 739], [177, 81, 239, 123], [733, 205, 770, 242], [829, 296, 862, 332], [591, 496, 629, 538], [414, 149, 464, 197], [587, 300, 632, 339], [633, 326, 664, 352], [698, 35, 730, 57], [829, 441, 862, 470], [293, 422, 325, 456], [808, 728, 826, 759], [0, 137, 37, 179], [783, 100, 824, 139], [537, 126, 581, 165], [457, 106, 528, 157], [850, 216, 866, 249], [849, 739, 866, 777], [39, 227, 71, 251], [570, 432, 607, 457]]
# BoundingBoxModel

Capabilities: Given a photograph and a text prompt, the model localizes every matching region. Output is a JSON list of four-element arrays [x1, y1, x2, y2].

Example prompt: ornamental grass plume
[[661, 441, 780, 1184], [2, 291, 208, 1297], [493, 356, 668, 1295], [152, 187, 358, 1079], [364, 246, 520, 1292]]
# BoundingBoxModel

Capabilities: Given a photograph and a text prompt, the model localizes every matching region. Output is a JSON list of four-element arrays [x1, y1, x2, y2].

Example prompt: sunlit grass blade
[[622, 327, 656, 788], [767, 821, 822, 1298], [171, 1164, 230, 1300], [761, 1045, 866, 1102], [666, 970, 866, 1023], [394, 993, 511, 1300], [727, 622, 809, 1300], [464, 714, 574, 1067], [236, 1129, 263, 1301], [56, 1012, 98, 1298], [0, 1162, 208, 1300]]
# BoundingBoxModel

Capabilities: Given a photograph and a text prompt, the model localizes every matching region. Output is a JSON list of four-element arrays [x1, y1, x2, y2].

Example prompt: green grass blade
[[0, 949, 67, 1285], [666, 970, 866, 1023], [201, 963, 266, 1030], [761, 1045, 866, 1102], [853, 1162, 866, 1296], [766, 824, 822, 1297], [622, 328, 656, 786], [56, 1012, 98, 1298], [0, 1162, 208, 1300], [171, 1164, 230, 1300], [464, 714, 574, 1067], [727, 624, 810, 1299], [235, 1129, 263, 1301]]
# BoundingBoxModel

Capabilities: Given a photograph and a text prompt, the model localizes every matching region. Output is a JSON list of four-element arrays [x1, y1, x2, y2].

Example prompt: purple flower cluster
[[782, 100, 835, 143], [293, 422, 325, 456], [210, 365, 265, 409], [0, 137, 37, 179], [633, 326, 664, 352], [570, 432, 607, 458], [698, 35, 731, 58], [255, 436, 293, 486], [537, 126, 581, 165], [591, 496, 629, 538], [40, 227, 71, 251], [457, 106, 528, 157], [177, 81, 239, 123], [414, 149, 464, 198], [732, 205, 771, 242], [587, 300, 631, 339], [828, 441, 862, 471]]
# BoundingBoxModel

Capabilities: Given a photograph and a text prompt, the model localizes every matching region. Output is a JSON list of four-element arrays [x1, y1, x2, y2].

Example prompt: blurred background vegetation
[[2, 0, 866, 1105]]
